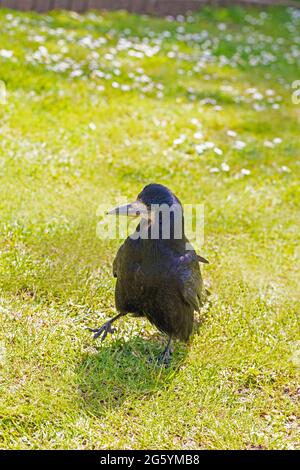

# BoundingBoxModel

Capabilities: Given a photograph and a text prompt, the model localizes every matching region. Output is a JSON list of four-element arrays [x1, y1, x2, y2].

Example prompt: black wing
[[112, 242, 124, 278], [113, 237, 142, 278], [175, 251, 207, 312]]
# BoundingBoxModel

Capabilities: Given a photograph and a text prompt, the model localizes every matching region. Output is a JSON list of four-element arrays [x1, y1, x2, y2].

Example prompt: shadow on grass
[[76, 334, 188, 417]]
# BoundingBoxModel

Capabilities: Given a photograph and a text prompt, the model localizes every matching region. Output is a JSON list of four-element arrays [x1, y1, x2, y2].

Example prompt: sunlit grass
[[0, 5, 299, 449]]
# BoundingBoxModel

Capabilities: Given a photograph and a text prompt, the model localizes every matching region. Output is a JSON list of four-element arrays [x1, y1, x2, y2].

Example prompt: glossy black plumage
[[90, 184, 208, 362]]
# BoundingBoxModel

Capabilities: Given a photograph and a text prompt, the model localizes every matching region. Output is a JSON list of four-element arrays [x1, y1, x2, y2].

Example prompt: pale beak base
[[106, 200, 148, 217]]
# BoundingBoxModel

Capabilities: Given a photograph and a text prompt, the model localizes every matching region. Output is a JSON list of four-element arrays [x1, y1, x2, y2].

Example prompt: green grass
[[0, 5, 299, 449]]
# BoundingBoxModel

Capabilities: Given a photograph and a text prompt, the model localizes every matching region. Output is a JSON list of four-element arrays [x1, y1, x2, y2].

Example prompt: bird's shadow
[[76, 334, 188, 417]]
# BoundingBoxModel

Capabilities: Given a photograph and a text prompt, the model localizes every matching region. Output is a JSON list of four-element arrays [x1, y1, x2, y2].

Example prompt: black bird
[[90, 184, 209, 365]]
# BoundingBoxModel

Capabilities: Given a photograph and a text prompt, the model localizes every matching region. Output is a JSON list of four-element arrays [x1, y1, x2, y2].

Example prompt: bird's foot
[[88, 321, 116, 341], [157, 348, 173, 368]]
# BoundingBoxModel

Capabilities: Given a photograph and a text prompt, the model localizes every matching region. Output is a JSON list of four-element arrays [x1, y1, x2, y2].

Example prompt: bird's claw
[[148, 349, 173, 368], [157, 349, 173, 368], [88, 322, 116, 341]]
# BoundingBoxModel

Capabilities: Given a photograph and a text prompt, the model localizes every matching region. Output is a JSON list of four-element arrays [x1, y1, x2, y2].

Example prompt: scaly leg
[[88, 313, 123, 341], [157, 336, 173, 367]]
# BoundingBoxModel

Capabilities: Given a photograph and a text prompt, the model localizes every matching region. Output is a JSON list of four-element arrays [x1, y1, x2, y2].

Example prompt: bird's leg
[[157, 336, 173, 367], [88, 313, 123, 341]]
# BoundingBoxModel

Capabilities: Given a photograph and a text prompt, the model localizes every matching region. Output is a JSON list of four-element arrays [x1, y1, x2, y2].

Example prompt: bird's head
[[106, 184, 182, 219], [107, 184, 186, 244], [137, 183, 181, 209]]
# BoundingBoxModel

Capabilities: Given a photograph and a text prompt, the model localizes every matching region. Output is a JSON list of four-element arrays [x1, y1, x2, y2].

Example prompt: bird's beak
[[106, 200, 148, 217]]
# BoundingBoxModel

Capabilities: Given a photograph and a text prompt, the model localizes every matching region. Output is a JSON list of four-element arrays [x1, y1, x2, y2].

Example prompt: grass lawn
[[0, 5, 299, 450]]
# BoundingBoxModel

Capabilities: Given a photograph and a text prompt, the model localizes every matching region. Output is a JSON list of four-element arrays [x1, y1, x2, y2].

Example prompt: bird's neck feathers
[[133, 208, 186, 255]]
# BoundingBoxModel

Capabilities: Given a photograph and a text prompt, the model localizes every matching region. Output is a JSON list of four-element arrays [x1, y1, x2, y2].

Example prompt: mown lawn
[[0, 5, 299, 450]]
